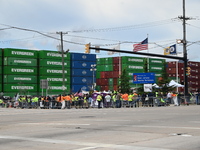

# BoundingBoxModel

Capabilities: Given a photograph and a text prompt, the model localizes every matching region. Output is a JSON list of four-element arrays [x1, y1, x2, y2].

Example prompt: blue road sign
[[133, 73, 155, 84]]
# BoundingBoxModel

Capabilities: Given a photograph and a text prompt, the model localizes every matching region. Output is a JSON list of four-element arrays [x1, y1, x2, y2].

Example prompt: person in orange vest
[[64, 94, 72, 109], [121, 93, 128, 107], [56, 95, 64, 109]]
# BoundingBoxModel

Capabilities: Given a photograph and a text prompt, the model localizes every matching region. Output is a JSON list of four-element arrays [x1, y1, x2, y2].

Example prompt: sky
[[0, 0, 200, 60]]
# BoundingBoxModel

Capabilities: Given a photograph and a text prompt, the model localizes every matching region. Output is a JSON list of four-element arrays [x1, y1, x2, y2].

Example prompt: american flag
[[133, 38, 148, 52]]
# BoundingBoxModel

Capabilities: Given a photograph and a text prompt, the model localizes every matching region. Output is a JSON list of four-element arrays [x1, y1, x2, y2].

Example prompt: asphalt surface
[[0, 105, 200, 150]]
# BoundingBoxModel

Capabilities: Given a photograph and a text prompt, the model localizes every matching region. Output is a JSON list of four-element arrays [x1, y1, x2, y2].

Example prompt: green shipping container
[[122, 64, 144, 72], [149, 66, 164, 72], [39, 76, 70, 84], [4, 66, 37, 75], [39, 67, 70, 76], [104, 57, 113, 64], [0, 49, 2, 56], [4, 57, 37, 66], [109, 85, 113, 90], [122, 56, 145, 64], [96, 86, 101, 91], [39, 59, 70, 68], [4, 84, 37, 92], [0, 66, 2, 74], [104, 65, 113, 71], [39, 84, 70, 93], [97, 58, 105, 65], [39, 50, 70, 60], [149, 58, 166, 64], [96, 65, 105, 72], [108, 78, 113, 86], [4, 75, 37, 84], [96, 71, 101, 79], [3, 92, 38, 97], [3, 48, 37, 58]]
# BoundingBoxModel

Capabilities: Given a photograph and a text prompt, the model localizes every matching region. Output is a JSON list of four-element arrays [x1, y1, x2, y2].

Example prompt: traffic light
[[85, 43, 90, 53], [186, 67, 191, 76]]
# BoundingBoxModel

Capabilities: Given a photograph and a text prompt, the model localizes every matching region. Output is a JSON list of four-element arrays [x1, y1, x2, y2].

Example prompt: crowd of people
[[0, 90, 198, 109]]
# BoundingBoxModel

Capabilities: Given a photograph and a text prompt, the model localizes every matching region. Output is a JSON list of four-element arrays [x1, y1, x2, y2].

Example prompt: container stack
[[148, 58, 165, 82], [167, 61, 200, 92], [71, 53, 96, 93], [38, 50, 71, 95], [96, 57, 117, 91], [96, 56, 146, 91], [121, 56, 145, 89], [3, 48, 38, 96], [188, 61, 200, 91]]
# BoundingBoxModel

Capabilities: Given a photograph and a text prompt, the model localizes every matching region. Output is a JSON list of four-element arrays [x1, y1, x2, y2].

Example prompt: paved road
[[0, 105, 200, 150]]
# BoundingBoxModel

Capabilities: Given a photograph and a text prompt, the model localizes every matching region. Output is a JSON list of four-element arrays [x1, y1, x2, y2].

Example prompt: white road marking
[[74, 147, 97, 150], [0, 135, 171, 150], [20, 123, 90, 126], [113, 125, 200, 130]]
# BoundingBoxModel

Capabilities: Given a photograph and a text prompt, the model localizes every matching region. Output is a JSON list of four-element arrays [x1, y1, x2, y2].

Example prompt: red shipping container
[[113, 57, 120, 64], [100, 71, 109, 78], [113, 78, 118, 85], [188, 61, 199, 68], [108, 71, 113, 78], [102, 78, 108, 86], [167, 68, 176, 74], [113, 85, 118, 91], [100, 86, 109, 91], [96, 79, 101, 86], [113, 64, 120, 71], [112, 71, 120, 78], [96, 78, 109, 86], [167, 63, 176, 68]]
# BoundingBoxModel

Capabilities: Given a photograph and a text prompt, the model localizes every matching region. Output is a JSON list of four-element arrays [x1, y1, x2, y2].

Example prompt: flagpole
[[147, 34, 149, 73]]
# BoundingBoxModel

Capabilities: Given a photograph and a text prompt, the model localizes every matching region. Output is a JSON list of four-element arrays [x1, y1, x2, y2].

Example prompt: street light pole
[[90, 64, 96, 91]]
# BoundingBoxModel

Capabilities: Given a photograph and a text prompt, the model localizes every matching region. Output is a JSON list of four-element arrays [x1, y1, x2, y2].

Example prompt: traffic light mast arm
[[89, 47, 184, 60]]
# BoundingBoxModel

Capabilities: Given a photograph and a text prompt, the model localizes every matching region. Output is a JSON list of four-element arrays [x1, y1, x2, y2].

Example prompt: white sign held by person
[[144, 84, 152, 92]]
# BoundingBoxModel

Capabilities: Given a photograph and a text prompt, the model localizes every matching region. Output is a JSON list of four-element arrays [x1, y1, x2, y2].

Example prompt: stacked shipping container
[[96, 56, 146, 91], [1, 47, 200, 95], [3, 48, 38, 96], [167, 61, 200, 92], [71, 53, 96, 93], [38, 50, 71, 95], [121, 56, 145, 89], [148, 58, 165, 82]]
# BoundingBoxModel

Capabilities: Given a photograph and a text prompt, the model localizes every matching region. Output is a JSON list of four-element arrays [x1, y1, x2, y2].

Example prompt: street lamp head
[[176, 39, 183, 44], [91, 64, 96, 68]]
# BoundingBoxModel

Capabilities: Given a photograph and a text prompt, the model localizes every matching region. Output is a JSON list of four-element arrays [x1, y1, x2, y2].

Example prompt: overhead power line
[[0, 24, 85, 45], [69, 18, 179, 33]]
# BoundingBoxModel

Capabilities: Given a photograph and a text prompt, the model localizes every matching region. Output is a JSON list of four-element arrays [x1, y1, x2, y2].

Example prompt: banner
[[164, 44, 176, 55]]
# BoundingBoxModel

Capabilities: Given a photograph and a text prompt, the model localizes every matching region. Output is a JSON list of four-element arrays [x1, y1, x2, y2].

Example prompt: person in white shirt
[[105, 94, 111, 108], [167, 92, 172, 104]]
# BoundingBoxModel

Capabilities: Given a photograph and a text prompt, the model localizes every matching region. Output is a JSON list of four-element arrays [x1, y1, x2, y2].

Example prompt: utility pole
[[56, 31, 68, 95], [178, 0, 190, 96]]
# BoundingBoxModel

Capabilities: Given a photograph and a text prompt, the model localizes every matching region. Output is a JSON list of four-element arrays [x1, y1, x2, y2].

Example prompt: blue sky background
[[0, 0, 200, 60]]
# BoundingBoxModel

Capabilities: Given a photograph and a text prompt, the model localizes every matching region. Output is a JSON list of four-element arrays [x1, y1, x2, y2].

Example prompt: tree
[[118, 69, 131, 94]]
